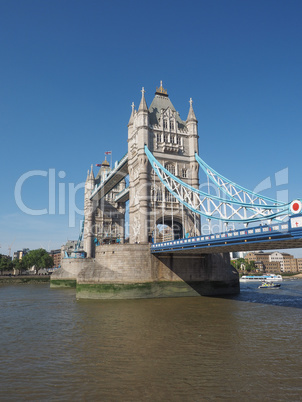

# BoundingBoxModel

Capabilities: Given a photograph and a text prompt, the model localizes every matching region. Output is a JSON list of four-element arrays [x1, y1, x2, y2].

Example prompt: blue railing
[[151, 215, 302, 253]]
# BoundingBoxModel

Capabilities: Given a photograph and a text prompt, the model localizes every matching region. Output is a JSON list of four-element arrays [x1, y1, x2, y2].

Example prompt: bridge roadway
[[151, 215, 302, 255], [90, 153, 129, 201]]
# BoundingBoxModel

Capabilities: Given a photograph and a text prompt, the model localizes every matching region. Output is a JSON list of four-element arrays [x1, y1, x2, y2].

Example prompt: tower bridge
[[51, 82, 302, 299]]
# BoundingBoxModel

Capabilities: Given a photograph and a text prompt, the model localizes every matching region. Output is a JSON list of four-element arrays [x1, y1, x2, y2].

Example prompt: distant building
[[245, 250, 300, 273], [296, 258, 302, 272], [13, 248, 29, 260], [245, 251, 280, 272], [230, 251, 247, 259], [269, 251, 297, 273], [49, 249, 61, 269]]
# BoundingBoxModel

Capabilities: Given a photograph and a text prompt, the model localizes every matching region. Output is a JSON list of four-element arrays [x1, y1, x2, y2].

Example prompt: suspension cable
[[154, 171, 156, 243], [162, 181, 165, 242], [181, 187, 184, 238], [171, 191, 174, 240]]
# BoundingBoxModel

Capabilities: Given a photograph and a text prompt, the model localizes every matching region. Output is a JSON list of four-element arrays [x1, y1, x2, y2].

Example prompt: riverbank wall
[[50, 244, 239, 299], [0, 275, 50, 284]]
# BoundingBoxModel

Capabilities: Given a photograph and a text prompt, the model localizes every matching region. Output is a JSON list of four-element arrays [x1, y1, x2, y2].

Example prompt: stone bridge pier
[[51, 244, 239, 298]]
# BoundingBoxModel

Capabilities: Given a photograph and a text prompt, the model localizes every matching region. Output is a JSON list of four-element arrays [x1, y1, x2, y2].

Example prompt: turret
[[84, 165, 95, 258], [136, 87, 149, 150], [186, 98, 199, 189], [186, 98, 198, 136], [128, 102, 135, 141], [84, 165, 95, 206], [99, 158, 110, 183]]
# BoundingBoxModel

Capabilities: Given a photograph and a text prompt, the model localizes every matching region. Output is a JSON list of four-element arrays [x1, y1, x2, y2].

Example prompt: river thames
[[1, 279, 301, 401]]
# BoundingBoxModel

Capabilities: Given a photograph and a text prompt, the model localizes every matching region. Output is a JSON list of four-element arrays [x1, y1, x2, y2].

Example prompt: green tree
[[247, 260, 256, 272], [22, 249, 54, 274], [231, 258, 246, 271], [231, 258, 258, 273], [0, 254, 13, 274], [13, 258, 27, 275]]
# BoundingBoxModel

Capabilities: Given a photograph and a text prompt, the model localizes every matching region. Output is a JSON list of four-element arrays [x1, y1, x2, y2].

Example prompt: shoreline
[[0, 275, 50, 284]]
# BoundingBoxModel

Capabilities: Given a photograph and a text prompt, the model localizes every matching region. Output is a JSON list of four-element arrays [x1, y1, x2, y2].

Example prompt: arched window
[[165, 189, 174, 202]]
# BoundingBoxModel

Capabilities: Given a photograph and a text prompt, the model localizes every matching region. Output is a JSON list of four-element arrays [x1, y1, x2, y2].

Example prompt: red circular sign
[[292, 202, 300, 212], [290, 200, 302, 214]]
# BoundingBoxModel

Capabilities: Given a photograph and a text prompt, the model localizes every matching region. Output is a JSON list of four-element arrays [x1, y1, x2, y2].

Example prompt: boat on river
[[240, 274, 282, 282], [258, 281, 281, 289]]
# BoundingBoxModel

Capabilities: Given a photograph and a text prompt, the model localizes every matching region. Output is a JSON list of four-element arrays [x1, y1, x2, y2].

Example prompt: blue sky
[[1, 0, 302, 256]]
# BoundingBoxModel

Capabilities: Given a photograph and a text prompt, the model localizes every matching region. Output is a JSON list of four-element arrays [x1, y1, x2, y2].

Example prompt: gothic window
[[165, 190, 176, 202], [165, 189, 173, 202], [182, 168, 187, 178], [165, 163, 175, 176], [157, 133, 162, 143], [164, 133, 169, 142], [163, 120, 168, 129], [177, 136, 181, 145], [156, 190, 163, 201], [170, 120, 174, 130]]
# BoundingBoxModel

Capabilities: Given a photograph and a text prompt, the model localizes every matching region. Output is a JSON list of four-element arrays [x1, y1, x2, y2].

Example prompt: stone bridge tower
[[83, 159, 126, 257], [54, 82, 239, 299], [128, 82, 200, 244]]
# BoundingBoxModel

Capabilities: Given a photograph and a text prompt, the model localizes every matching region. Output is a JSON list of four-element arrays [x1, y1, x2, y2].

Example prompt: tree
[[0, 254, 13, 274], [231, 258, 258, 273], [246, 260, 256, 272], [22, 249, 54, 274], [13, 258, 27, 275], [231, 258, 246, 271]]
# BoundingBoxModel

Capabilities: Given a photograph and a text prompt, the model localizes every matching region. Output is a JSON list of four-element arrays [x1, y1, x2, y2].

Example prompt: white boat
[[240, 274, 282, 282]]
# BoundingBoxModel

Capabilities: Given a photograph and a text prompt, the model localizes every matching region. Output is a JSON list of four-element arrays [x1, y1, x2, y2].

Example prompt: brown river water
[[0, 280, 301, 401]]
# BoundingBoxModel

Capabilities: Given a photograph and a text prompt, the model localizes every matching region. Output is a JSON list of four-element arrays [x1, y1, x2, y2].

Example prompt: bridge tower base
[[50, 244, 239, 298]]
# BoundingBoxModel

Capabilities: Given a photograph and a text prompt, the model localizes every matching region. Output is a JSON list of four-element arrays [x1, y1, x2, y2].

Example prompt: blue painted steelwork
[[151, 215, 302, 253], [195, 152, 279, 205], [64, 251, 85, 259], [144, 146, 299, 223], [75, 219, 84, 251]]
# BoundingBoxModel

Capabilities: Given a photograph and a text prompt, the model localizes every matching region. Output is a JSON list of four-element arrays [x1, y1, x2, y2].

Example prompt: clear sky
[[1, 0, 302, 256]]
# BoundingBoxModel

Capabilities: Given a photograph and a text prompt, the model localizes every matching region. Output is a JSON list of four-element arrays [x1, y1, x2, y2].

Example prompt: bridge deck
[[114, 187, 129, 203], [90, 154, 128, 201], [151, 216, 302, 255]]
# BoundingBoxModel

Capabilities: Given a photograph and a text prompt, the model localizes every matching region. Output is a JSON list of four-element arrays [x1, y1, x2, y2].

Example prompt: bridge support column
[[154, 252, 239, 296], [51, 245, 239, 298]]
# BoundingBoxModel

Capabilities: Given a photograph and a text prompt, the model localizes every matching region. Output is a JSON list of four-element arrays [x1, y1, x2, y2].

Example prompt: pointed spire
[[138, 87, 148, 111], [89, 164, 95, 180], [187, 98, 198, 122], [128, 102, 135, 126]]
